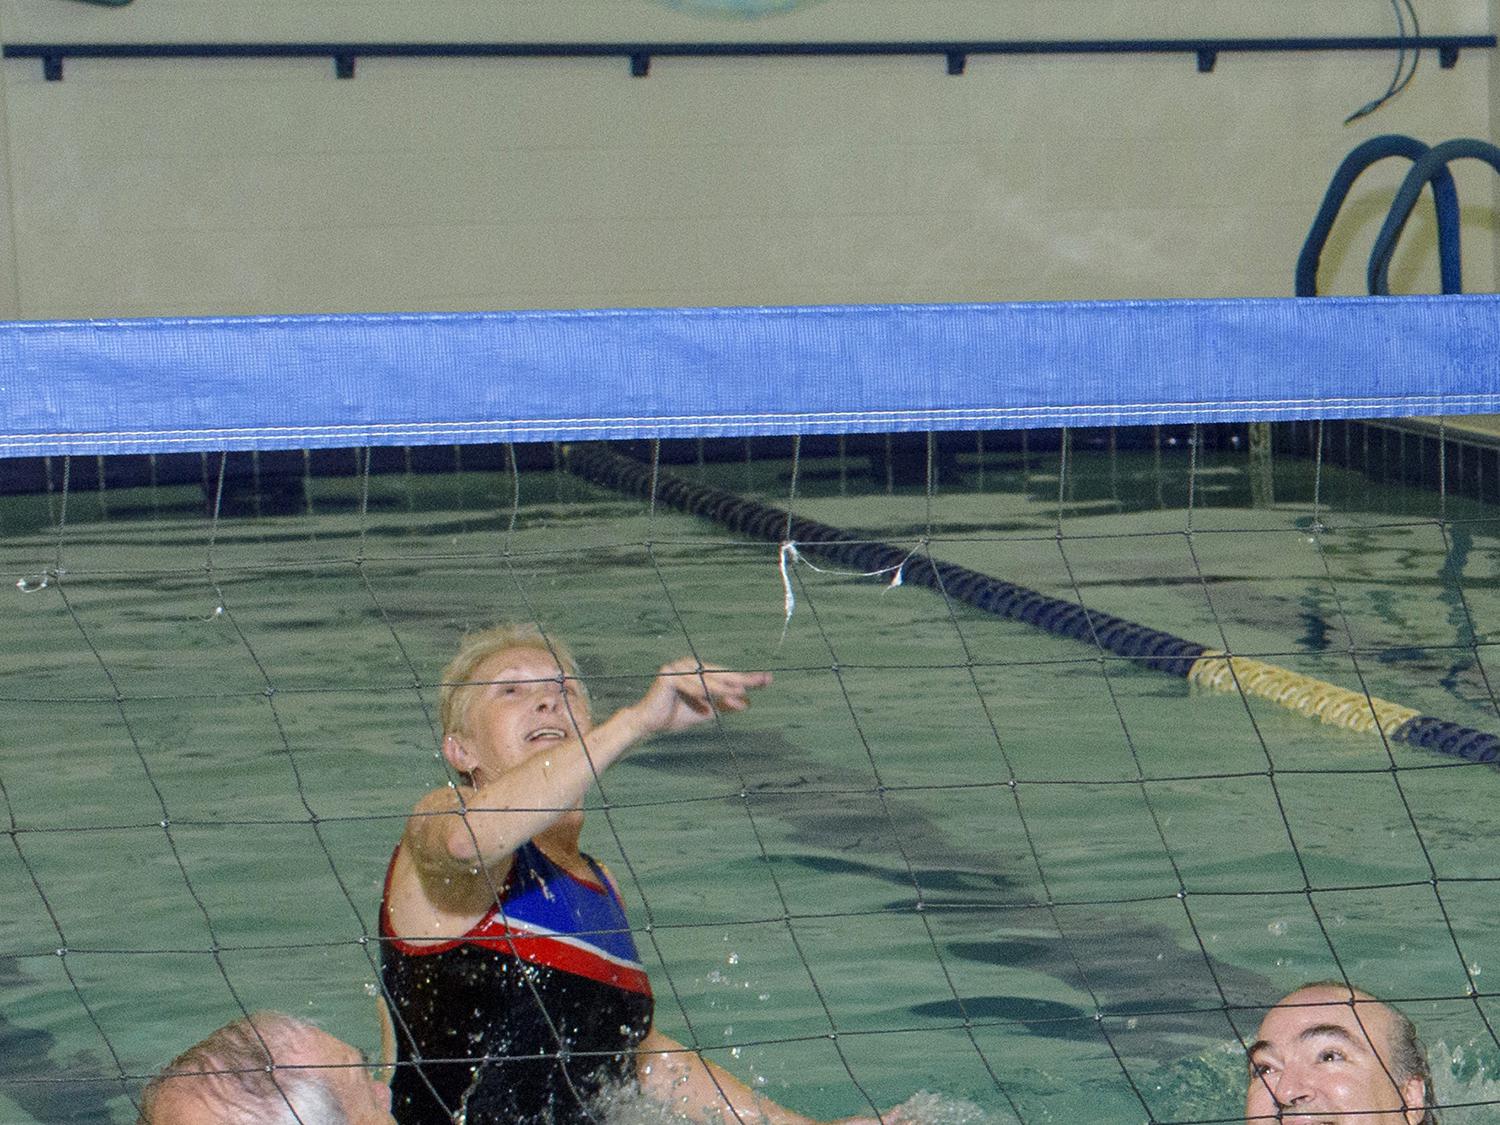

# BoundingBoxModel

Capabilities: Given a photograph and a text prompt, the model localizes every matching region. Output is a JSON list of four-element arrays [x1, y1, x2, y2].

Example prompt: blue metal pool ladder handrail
[[1367, 137, 1500, 295], [1295, 135, 1462, 297]]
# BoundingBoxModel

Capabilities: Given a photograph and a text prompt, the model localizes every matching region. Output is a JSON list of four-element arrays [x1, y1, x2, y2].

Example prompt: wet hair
[[1282, 981, 1439, 1125], [1386, 1004, 1439, 1125], [136, 1011, 349, 1125], [438, 624, 585, 736]]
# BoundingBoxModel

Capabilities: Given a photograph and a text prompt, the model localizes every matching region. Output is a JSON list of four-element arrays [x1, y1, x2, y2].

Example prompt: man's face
[[1245, 986, 1425, 1124]]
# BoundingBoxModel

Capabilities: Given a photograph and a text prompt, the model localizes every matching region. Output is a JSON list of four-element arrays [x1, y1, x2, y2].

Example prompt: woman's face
[[449, 646, 592, 779]]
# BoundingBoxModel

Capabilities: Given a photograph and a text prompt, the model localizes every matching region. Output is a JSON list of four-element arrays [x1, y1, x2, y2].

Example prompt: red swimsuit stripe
[[464, 914, 652, 994], [380, 845, 652, 996]]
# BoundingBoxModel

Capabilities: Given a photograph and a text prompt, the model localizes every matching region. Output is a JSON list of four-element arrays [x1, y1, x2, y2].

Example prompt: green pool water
[[2, 435, 1498, 1124]]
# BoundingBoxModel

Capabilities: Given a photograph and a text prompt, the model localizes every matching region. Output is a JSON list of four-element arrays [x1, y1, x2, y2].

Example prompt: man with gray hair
[[138, 1011, 394, 1125], [1245, 982, 1438, 1124]]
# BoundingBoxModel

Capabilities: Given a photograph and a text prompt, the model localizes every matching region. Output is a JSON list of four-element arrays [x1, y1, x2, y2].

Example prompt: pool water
[[2, 433, 1499, 1124]]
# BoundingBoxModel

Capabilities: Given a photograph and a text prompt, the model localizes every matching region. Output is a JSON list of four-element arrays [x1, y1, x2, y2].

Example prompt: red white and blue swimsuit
[[380, 841, 654, 1125]]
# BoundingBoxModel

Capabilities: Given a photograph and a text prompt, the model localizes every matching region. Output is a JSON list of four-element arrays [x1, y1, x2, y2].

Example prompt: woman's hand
[[626, 658, 772, 738]]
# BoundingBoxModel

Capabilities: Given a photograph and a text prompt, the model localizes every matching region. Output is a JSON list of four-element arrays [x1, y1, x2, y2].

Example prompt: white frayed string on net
[[777, 539, 920, 644]]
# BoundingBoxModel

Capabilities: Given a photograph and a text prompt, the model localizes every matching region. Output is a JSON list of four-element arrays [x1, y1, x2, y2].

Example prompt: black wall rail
[[3, 35, 1494, 81]]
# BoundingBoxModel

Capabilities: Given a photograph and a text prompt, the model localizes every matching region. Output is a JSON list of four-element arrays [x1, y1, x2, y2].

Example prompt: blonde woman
[[380, 626, 883, 1125]]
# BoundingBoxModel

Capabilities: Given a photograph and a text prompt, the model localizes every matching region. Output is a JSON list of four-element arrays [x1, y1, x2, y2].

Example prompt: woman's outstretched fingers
[[700, 667, 772, 712], [634, 662, 773, 734]]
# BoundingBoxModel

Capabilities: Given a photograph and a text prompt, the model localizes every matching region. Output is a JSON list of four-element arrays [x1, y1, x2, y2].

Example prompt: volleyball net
[[3, 296, 1500, 1124]]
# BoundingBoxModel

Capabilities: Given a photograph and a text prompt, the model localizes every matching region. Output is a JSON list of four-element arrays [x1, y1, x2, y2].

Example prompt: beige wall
[[0, 0, 1492, 318]]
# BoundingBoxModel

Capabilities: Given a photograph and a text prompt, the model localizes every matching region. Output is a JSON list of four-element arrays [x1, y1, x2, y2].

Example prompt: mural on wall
[[650, 0, 827, 17]]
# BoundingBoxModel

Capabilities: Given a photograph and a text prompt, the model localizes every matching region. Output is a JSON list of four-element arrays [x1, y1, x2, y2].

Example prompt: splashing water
[[589, 1083, 997, 1125], [1432, 1039, 1500, 1124]]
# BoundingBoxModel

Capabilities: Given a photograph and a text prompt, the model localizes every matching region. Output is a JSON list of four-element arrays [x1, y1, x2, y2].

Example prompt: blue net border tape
[[4, 294, 1500, 457], [562, 443, 1500, 770]]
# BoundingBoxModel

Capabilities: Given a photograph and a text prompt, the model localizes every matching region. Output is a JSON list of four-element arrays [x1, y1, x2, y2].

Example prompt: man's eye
[[1318, 1049, 1345, 1063], [1250, 1062, 1273, 1078]]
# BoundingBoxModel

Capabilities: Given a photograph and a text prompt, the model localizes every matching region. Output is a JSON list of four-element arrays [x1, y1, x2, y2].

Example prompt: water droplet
[[364, 981, 378, 997], [1471, 963, 1483, 976], [726, 952, 739, 965], [722, 1026, 733, 1037], [1125, 1017, 1139, 1030], [15, 574, 49, 593], [1268, 919, 1288, 936], [753, 1075, 767, 1088], [730, 1047, 741, 1059], [758, 993, 770, 1002], [619, 1025, 634, 1036]]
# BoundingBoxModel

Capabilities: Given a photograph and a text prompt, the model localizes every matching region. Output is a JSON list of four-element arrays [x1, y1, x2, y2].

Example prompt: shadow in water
[[633, 731, 1274, 1062], [0, 957, 122, 1123]]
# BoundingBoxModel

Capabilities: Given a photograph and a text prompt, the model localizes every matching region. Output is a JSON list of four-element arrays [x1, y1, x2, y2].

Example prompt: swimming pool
[[2, 430, 1498, 1123]]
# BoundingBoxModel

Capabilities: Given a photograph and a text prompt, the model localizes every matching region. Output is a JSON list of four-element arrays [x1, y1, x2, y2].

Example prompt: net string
[[784, 517, 1027, 1122], [6, 428, 1500, 1122], [776, 430, 917, 640], [1302, 424, 1500, 1066], [35, 454, 303, 1121], [915, 585, 1122, 1111], [635, 438, 884, 1122], [400, 444, 630, 1122], [1052, 424, 1230, 1120], [1180, 424, 1464, 1114], [199, 452, 380, 1125], [447, 440, 850, 1116], [1179, 523, 1366, 1050], [1263, 420, 1494, 1114], [1188, 426, 1368, 1116], [341, 449, 479, 1117], [338, 444, 686, 1113]]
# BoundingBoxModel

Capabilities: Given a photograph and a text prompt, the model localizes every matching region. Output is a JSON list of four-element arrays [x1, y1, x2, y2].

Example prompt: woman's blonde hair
[[438, 624, 585, 735]]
